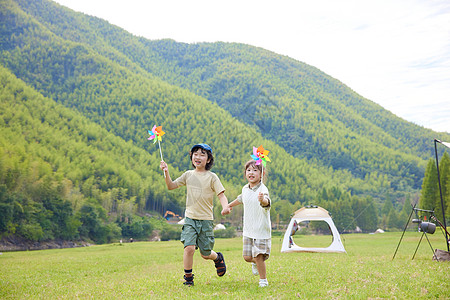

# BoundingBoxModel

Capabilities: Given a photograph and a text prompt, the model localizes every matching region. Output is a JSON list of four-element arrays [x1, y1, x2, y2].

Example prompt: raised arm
[[160, 161, 178, 190]]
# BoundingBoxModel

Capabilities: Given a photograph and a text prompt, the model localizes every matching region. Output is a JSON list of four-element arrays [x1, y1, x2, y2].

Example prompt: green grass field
[[1, 232, 449, 299]]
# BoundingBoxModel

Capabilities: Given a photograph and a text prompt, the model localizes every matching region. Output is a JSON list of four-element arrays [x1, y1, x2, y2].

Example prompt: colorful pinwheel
[[148, 125, 166, 164], [250, 145, 271, 184], [251, 145, 271, 167], [148, 125, 165, 144]]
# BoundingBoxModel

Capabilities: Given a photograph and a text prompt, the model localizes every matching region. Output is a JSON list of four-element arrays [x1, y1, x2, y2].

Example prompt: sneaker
[[259, 279, 269, 287], [251, 263, 259, 276]]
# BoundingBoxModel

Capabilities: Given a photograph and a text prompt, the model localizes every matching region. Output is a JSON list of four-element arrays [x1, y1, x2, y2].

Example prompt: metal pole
[[412, 232, 425, 260], [423, 231, 438, 261], [434, 139, 449, 251], [392, 204, 415, 260]]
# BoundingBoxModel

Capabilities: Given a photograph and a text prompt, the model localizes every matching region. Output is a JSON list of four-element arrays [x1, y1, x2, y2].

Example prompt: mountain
[[1, 0, 449, 242]]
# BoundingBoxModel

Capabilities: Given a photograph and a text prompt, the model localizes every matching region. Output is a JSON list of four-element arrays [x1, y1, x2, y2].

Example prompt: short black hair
[[190, 146, 214, 170]]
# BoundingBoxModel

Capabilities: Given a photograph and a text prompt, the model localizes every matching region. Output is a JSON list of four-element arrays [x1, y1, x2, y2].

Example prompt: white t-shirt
[[174, 170, 225, 221], [236, 182, 271, 239]]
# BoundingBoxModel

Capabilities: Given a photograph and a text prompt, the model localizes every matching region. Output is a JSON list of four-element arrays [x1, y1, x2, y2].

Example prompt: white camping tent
[[281, 206, 346, 253]]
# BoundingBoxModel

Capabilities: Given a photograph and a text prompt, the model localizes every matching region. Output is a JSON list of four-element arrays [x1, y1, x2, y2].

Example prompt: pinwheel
[[148, 125, 165, 161], [251, 145, 270, 167], [250, 145, 271, 183], [148, 125, 165, 143]]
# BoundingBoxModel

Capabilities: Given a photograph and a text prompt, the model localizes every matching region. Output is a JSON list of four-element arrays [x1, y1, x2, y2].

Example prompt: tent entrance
[[281, 206, 346, 253], [290, 221, 334, 248]]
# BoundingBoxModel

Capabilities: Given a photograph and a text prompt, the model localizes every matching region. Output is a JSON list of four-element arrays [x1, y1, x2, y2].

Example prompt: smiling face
[[191, 148, 210, 171], [245, 162, 262, 187]]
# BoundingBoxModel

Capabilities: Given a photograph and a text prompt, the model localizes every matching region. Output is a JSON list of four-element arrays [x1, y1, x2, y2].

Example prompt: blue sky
[[53, 0, 450, 133]]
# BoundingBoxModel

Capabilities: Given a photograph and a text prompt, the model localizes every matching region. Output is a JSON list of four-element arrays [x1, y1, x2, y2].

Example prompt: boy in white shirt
[[226, 160, 271, 287]]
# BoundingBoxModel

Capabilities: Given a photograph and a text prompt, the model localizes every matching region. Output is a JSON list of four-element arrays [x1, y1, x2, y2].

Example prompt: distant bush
[[105, 223, 122, 243], [160, 225, 181, 241], [18, 223, 44, 242], [214, 226, 236, 238], [118, 216, 153, 240]]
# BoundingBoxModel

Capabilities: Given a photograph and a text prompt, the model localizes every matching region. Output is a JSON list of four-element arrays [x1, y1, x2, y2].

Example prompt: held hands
[[221, 205, 232, 216]]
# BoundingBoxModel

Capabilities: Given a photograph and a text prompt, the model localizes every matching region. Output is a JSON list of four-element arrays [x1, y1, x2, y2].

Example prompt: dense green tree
[[436, 152, 450, 223], [77, 204, 103, 242], [420, 159, 439, 212], [118, 216, 152, 240], [332, 199, 355, 232], [386, 209, 400, 230], [398, 195, 413, 230], [351, 197, 378, 232], [381, 198, 394, 230], [362, 197, 379, 232], [271, 200, 294, 225], [0, 185, 14, 232]]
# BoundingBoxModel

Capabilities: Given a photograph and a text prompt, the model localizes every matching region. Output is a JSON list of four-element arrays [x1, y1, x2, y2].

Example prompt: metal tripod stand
[[393, 205, 438, 260]]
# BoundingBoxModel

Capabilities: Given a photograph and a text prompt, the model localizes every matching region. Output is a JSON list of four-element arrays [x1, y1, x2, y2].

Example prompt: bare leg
[[200, 250, 218, 261], [244, 254, 266, 279], [243, 255, 253, 263], [184, 245, 196, 270], [254, 254, 266, 279]]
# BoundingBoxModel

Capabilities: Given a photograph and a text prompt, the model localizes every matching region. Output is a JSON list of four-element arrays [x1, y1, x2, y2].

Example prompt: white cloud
[[53, 0, 450, 133]]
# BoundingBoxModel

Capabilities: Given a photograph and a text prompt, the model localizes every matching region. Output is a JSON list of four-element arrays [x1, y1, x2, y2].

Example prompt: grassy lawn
[[0, 232, 449, 299]]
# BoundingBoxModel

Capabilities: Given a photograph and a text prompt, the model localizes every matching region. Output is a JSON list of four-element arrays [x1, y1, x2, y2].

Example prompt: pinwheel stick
[[158, 139, 164, 161], [158, 140, 166, 178], [261, 165, 264, 184]]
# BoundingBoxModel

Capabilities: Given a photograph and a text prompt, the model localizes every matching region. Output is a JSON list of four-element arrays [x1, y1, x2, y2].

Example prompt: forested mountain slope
[[0, 0, 365, 208], [0, 65, 176, 242], [1, 0, 449, 216], [10, 0, 448, 194], [126, 41, 446, 189]]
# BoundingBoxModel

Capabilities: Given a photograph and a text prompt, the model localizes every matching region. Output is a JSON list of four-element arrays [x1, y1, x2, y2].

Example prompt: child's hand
[[160, 161, 168, 172], [258, 192, 264, 203], [221, 206, 232, 215], [258, 192, 269, 207]]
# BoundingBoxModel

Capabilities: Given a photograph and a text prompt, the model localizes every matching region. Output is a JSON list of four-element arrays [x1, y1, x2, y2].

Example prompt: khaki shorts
[[181, 217, 215, 256], [243, 236, 271, 260]]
